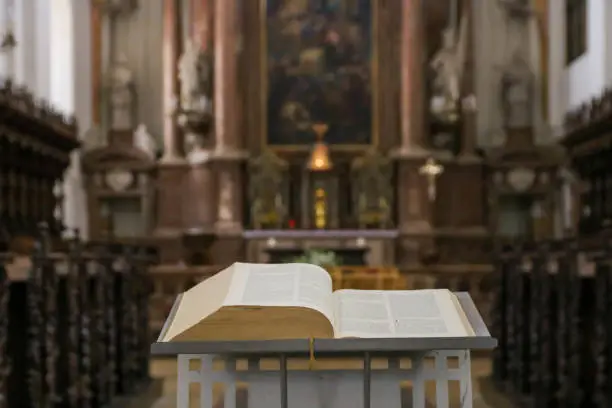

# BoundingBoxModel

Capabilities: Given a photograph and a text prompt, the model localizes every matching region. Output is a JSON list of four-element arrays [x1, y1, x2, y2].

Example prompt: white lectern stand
[[151, 292, 496, 408]]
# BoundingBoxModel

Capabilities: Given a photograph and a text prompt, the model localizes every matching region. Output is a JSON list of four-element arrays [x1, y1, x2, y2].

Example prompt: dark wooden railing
[[492, 238, 612, 407], [0, 78, 79, 240], [0, 225, 155, 408]]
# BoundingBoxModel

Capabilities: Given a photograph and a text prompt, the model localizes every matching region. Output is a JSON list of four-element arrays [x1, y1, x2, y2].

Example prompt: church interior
[[0, 0, 610, 406]]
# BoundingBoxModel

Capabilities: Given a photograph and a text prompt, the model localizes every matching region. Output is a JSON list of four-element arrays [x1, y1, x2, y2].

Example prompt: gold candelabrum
[[314, 188, 327, 229]]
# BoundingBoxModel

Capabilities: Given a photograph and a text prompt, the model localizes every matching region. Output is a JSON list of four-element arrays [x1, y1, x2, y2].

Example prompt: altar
[[243, 229, 398, 266]]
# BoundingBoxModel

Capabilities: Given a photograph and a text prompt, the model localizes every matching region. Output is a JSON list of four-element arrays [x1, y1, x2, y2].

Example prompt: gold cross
[[419, 158, 444, 202]]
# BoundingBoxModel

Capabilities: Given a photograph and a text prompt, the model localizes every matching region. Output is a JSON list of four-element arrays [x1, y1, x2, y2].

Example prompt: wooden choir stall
[[0, 80, 158, 407], [490, 88, 612, 407]]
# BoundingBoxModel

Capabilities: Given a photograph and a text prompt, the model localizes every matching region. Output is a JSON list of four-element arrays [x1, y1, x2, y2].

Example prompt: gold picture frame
[[258, 0, 380, 151]]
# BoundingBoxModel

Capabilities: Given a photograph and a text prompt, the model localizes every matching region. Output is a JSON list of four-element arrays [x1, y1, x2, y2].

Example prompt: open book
[[160, 263, 475, 342]]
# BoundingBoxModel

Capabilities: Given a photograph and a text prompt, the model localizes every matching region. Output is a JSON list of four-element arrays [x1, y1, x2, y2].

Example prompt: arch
[[49, 0, 74, 114]]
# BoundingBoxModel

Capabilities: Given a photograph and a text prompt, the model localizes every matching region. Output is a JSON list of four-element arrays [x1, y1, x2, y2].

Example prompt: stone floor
[[149, 357, 515, 408]]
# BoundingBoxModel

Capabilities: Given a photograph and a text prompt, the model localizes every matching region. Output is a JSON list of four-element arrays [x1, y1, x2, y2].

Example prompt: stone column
[[397, 0, 427, 156], [192, 0, 210, 47], [393, 0, 434, 267], [212, 0, 246, 262], [394, 0, 431, 223], [160, 0, 183, 162], [214, 0, 239, 153], [155, 0, 188, 242]]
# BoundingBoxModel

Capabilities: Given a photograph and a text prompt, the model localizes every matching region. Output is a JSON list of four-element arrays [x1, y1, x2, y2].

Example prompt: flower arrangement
[[293, 249, 341, 267]]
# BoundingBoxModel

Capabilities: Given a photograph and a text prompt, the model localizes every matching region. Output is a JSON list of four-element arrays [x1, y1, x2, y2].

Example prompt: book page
[[223, 263, 335, 325], [334, 289, 472, 338]]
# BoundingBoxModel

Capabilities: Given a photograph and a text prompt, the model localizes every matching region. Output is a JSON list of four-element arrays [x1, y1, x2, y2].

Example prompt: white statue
[[108, 55, 135, 130], [178, 38, 212, 113], [133, 123, 156, 158], [500, 53, 534, 129], [430, 11, 468, 115], [497, 0, 540, 66]]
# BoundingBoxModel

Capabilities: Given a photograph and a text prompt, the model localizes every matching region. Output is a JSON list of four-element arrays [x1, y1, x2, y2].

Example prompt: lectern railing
[[152, 292, 496, 408]]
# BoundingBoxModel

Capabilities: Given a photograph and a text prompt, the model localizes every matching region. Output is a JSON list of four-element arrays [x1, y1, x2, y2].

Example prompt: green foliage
[[292, 249, 341, 267]]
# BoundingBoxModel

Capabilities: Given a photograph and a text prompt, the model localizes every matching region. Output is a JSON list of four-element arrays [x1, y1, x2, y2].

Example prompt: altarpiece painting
[[265, 0, 373, 146]]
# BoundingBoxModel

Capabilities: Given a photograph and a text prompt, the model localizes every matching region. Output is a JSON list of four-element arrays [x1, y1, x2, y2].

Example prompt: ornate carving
[[248, 151, 288, 229], [506, 167, 535, 192], [28, 240, 44, 405], [564, 88, 612, 134], [490, 240, 612, 406], [105, 169, 133, 192], [351, 150, 393, 228]]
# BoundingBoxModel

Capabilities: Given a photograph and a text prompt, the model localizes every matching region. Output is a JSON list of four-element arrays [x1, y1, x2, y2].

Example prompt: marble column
[[160, 0, 183, 162], [397, 0, 427, 156], [192, 0, 210, 47], [155, 0, 188, 238], [394, 0, 433, 251], [214, 0, 239, 153], [212, 0, 245, 258]]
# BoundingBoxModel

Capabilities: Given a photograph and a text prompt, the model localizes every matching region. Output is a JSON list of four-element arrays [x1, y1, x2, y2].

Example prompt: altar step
[[149, 357, 514, 408]]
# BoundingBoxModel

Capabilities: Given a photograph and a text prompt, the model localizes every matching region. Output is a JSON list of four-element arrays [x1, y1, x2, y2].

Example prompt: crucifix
[[419, 158, 444, 202]]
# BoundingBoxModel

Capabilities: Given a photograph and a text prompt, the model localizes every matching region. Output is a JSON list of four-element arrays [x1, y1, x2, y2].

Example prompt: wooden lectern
[[151, 293, 496, 408]]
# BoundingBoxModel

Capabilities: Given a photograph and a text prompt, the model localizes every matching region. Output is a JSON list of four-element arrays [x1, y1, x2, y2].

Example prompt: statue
[[351, 149, 393, 228], [178, 38, 213, 114], [133, 123, 156, 158], [429, 11, 469, 121], [107, 55, 135, 131], [500, 53, 534, 129], [248, 151, 288, 229], [497, 0, 540, 68]]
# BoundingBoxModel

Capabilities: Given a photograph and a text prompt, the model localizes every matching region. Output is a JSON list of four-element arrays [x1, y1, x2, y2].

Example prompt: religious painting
[[265, 0, 373, 146]]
